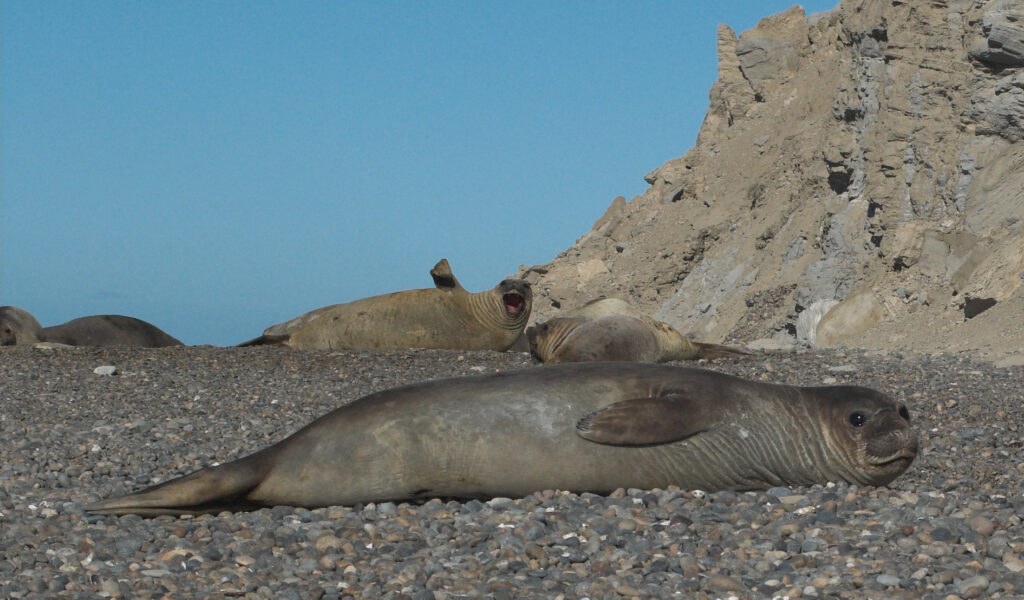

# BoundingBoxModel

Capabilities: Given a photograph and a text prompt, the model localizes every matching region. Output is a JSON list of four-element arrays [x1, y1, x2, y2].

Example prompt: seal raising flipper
[[86, 363, 917, 516], [429, 258, 459, 290], [239, 259, 531, 351]]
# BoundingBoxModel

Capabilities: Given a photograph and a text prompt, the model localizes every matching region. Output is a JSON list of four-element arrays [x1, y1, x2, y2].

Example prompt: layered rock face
[[517, 0, 1024, 363]]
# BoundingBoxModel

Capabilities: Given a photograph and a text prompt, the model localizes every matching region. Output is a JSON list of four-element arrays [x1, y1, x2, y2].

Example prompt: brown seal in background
[[240, 259, 531, 351]]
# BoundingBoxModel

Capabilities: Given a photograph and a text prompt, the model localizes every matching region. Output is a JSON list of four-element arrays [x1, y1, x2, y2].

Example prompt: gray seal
[[0, 306, 183, 347], [85, 362, 917, 516], [527, 298, 747, 364], [240, 259, 532, 351]]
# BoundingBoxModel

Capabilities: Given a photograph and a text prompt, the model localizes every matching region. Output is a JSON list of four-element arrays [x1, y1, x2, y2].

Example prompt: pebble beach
[[1, 345, 1022, 599]]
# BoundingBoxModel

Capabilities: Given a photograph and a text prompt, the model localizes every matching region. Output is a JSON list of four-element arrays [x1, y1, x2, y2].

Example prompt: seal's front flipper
[[575, 394, 721, 446], [429, 258, 461, 290], [85, 454, 270, 516]]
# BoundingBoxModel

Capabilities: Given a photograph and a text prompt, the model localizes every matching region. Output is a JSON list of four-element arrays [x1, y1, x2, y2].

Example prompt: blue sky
[[1, 1, 836, 346]]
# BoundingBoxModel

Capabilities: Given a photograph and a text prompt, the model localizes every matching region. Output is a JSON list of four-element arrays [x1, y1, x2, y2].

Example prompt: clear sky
[[2, 1, 836, 346]]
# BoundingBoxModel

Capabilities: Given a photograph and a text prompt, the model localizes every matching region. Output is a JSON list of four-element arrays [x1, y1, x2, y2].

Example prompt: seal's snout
[[503, 292, 525, 316], [867, 427, 919, 467]]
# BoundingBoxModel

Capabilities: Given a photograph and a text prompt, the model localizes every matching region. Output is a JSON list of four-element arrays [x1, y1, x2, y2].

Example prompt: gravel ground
[[1, 345, 1022, 599]]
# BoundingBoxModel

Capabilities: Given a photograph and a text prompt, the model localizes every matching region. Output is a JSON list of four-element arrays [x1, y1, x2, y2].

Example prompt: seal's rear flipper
[[693, 342, 751, 359], [236, 334, 290, 347], [85, 454, 271, 516]]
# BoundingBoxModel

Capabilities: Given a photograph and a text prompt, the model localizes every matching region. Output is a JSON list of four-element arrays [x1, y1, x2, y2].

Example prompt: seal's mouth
[[503, 292, 526, 316], [869, 447, 918, 467]]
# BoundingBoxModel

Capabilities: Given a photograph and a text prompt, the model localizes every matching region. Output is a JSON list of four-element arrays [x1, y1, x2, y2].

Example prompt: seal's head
[[0, 306, 43, 346], [525, 317, 581, 362], [496, 279, 532, 320], [813, 385, 918, 486]]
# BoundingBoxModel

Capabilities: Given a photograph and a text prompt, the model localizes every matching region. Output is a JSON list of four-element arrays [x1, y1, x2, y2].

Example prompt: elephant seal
[[0, 306, 44, 345], [527, 297, 747, 364], [85, 362, 917, 516], [0, 306, 183, 347], [240, 259, 532, 351]]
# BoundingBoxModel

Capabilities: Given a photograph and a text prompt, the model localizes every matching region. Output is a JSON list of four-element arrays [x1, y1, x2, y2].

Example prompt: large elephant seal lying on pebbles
[[86, 362, 917, 516], [527, 297, 747, 364], [0, 306, 183, 347], [240, 259, 532, 351]]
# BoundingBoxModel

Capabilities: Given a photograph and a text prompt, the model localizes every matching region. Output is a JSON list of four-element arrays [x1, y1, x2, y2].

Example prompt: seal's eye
[[898, 406, 910, 422], [848, 412, 867, 427]]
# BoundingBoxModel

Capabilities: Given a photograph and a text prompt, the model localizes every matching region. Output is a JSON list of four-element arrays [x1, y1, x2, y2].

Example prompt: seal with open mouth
[[85, 362, 918, 516], [239, 259, 532, 351]]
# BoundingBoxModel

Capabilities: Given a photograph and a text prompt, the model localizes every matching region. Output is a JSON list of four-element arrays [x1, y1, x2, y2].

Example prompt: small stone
[[877, 574, 900, 587], [956, 575, 990, 596], [1003, 557, 1024, 573], [708, 574, 745, 592], [93, 365, 118, 376], [968, 516, 994, 536], [315, 535, 344, 553], [100, 579, 120, 596]]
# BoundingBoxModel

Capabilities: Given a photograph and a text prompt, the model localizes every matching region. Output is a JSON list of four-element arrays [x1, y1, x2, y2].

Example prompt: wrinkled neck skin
[[466, 289, 529, 345], [614, 383, 857, 491], [533, 323, 576, 362], [708, 385, 873, 489], [799, 387, 904, 487]]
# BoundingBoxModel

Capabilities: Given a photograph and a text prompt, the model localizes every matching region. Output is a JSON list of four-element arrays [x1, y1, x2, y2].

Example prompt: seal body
[[527, 298, 746, 364], [42, 316, 184, 347], [86, 363, 918, 516], [0, 306, 182, 347], [241, 259, 532, 351]]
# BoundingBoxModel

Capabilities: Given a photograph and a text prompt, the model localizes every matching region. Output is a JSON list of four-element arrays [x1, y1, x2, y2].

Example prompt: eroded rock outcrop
[[518, 0, 1024, 360]]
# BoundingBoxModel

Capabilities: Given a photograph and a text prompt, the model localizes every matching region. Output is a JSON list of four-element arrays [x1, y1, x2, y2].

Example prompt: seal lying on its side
[[0, 306, 183, 347], [240, 259, 532, 351], [527, 297, 747, 364], [85, 362, 918, 516]]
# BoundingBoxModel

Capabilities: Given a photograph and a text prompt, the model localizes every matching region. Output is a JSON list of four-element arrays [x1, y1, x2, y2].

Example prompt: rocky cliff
[[517, 0, 1024, 366]]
